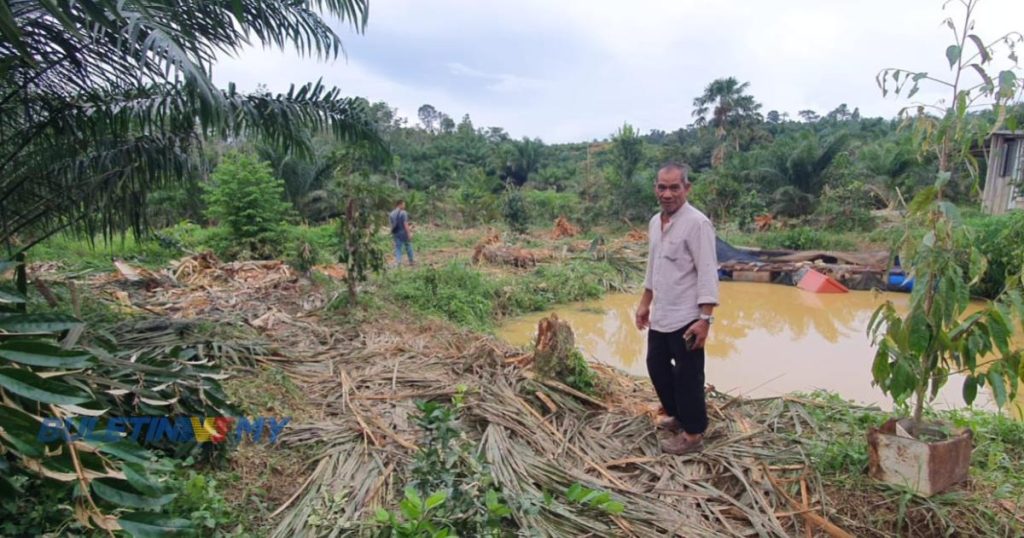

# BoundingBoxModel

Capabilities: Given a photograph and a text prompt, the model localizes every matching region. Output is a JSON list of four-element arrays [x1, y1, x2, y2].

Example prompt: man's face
[[655, 169, 690, 214]]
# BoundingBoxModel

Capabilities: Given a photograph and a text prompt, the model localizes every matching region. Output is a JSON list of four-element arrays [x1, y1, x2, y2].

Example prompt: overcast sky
[[214, 0, 1024, 143]]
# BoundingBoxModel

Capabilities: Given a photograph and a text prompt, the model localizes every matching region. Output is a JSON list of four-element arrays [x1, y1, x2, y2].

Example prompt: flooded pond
[[499, 281, 1017, 414]]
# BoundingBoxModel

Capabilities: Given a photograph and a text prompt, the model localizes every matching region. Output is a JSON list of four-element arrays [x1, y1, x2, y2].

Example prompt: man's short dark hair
[[396, 199, 405, 207], [657, 161, 691, 184]]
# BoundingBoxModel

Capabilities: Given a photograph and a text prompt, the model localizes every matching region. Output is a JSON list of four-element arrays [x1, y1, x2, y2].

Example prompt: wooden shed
[[981, 130, 1024, 214]]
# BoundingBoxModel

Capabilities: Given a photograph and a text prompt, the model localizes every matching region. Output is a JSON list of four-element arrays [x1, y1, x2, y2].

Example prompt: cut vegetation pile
[[65, 253, 1022, 537]]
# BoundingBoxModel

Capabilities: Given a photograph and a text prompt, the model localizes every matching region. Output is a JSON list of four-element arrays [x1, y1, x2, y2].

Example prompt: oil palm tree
[[0, 1, 385, 254], [692, 77, 763, 166]]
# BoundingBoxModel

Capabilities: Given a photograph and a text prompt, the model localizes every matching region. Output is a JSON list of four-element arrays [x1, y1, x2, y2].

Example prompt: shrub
[[522, 189, 582, 226], [967, 211, 1024, 299], [501, 187, 530, 234], [203, 152, 291, 259], [812, 181, 877, 232], [757, 227, 856, 251], [387, 263, 496, 330]]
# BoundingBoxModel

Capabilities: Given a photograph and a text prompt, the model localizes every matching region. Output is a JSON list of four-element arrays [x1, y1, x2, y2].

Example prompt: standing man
[[389, 200, 415, 267], [635, 162, 719, 455]]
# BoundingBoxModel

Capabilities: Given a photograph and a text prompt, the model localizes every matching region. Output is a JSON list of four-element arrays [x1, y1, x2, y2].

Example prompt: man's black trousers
[[646, 321, 708, 435]]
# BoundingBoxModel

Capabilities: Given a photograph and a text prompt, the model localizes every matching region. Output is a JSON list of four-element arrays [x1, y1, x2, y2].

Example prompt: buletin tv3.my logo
[[36, 416, 290, 444]]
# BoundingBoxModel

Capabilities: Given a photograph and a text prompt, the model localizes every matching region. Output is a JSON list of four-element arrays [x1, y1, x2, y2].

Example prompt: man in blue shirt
[[388, 200, 414, 267]]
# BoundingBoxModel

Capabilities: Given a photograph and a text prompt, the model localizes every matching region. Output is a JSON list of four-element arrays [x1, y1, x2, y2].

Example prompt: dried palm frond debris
[[88, 254, 865, 537], [551, 216, 581, 239]]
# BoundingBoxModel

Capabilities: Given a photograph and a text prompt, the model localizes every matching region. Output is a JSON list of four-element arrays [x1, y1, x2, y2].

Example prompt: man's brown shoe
[[654, 415, 682, 432], [660, 432, 704, 455]]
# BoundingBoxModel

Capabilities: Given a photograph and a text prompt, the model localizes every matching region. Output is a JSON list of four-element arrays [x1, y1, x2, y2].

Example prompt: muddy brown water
[[498, 281, 1021, 416]]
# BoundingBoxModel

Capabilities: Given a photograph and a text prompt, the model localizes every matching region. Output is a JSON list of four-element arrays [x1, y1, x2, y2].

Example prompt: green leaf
[[425, 490, 447, 510], [0, 473, 21, 496], [988, 369, 1008, 408], [891, 360, 917, 400], [603, 501, 625, 515], [0, 340, 95, 368], [963, 376, 978, 405], [230, 0, 246, 21], [92, 478, 176, 509], [909, 186, 939, 214], [93, 439, 156, 467], [970, 64, 995, 90], [967, 34, 991, 63], [566, 483, 584, 501], [117, 512, 192, 537], [0, 405, 50, 457], [907, 310, 931, 355], [0, 314, 81, 334], [122, 464, 164, 497], [0, 288, 26, 304], [375, 508, 390, 523], [401, 488, 423, 520], [998, 70, 1019, 98], [0, 367, 91, 405], [946, 44, 962, 67], [871, 348, 892, 386]]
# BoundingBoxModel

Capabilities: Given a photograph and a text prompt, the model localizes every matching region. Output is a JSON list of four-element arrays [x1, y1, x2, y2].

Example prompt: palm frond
[[0, 1, 384, 250]]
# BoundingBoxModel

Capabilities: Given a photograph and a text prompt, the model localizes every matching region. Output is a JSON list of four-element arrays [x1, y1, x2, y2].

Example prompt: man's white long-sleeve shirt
[[643, 202, 720, 332]]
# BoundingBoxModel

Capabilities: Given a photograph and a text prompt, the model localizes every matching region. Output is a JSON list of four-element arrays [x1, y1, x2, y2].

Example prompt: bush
[[812, 181, 877, 232], [387, 262, 496, 330], [756, 227, 856, 251], [522, 189, 582, 226], [967, 211, 1024, 299], [501, 187, 530, 234], [203, 152, 292, 259]]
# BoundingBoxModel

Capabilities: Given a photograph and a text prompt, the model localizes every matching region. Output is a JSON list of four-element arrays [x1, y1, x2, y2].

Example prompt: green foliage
[[385, 259, 629, 331], [203, 152, 292, 259], [166, 470, 244, 536], [0, 0, 382, 255], [869, 1, 1024, 426], [336, 175, 391, 302], [753, 227, 857, 251], [374, 399, 511, 537], [610, 123, 645, 184], [0, 320, 233, 533], [0, 475, 84, 536], [689, 171, 764, 227], [868, 176, 1023, 425], [792, 391, 885, 475], [501, 187, 530, 235], [30, 232, 184, 273], [388, 262, 496, 330], [454, 169, 502, 227], [597, 123, 654, 224], [0, 259, 239, 533], [770, 186, 816, 218], [967, 211, 1024, 299], [522, 189, 582, 226], [811, 181, 877, 232], [564, 483, 625, 516], [560, 349, 599, 395]]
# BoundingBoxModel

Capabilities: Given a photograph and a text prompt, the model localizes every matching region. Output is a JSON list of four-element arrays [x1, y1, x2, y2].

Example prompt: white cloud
[[446, 62, 547, 93]]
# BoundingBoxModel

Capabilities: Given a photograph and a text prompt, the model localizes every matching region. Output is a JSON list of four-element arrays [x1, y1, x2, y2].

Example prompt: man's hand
[[683, 319, 710, 349], [635, 304, 650, 330]]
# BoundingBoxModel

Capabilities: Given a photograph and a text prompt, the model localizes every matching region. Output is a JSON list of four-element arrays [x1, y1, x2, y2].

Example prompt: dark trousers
[[647, 322, 708, 435]]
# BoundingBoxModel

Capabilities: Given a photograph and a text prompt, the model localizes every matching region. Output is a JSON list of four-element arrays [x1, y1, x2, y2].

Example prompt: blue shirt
[[389, 208, 409, 241]]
